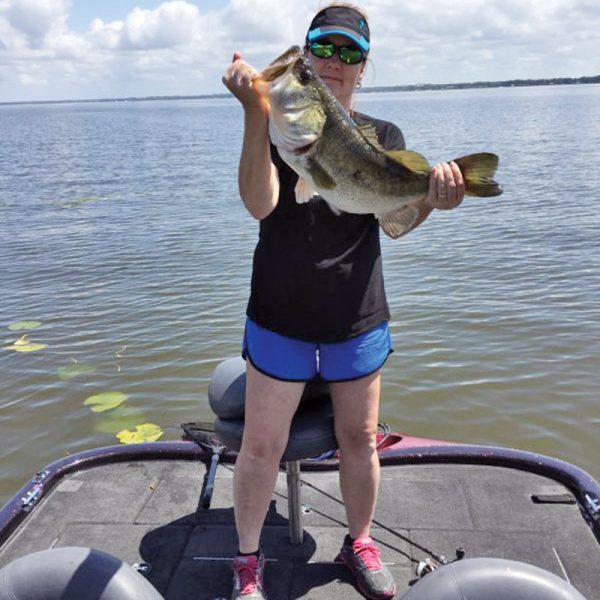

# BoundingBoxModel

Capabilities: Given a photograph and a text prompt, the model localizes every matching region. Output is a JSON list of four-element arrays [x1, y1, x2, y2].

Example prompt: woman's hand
[[425, 161, 465, 210], [222, 51, 269, 115]]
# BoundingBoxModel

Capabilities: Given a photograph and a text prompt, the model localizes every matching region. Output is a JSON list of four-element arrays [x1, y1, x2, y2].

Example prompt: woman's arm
[[238, 107, 279, 220], [222, 52, 279, 220]]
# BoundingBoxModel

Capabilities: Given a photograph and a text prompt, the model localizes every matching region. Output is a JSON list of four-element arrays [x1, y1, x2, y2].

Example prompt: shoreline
[[1, 75, 599, 107]]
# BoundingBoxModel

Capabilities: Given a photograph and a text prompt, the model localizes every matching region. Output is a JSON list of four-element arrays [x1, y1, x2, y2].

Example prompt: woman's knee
[[335, 424, 378, 454], [240, 429, 288, 463]]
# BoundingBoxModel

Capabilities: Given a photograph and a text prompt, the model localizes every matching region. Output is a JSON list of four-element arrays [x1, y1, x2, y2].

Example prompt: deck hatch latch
[[20, 469, 50, 512], [585, 493, 600, 521]]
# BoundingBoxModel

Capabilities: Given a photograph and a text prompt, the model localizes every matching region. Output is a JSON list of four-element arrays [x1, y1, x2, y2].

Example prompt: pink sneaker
[[336, 536, 396, 599], [231, 552, 266, 600]]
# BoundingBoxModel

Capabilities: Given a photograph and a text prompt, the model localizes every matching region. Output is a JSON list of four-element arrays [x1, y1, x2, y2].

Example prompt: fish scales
[[295, 86, 428, 215], [318, 110, 428, 210]]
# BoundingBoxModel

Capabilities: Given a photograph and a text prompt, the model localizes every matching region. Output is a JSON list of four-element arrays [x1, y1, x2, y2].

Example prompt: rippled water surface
[[1, 85, 599, 505]]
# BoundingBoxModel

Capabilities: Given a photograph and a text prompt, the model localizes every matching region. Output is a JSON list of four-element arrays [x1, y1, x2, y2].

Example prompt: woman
[[222, 5, 464, 599]]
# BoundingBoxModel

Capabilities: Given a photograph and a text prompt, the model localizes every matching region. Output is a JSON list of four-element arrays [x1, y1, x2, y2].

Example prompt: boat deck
[[0, 456, 598, 599]]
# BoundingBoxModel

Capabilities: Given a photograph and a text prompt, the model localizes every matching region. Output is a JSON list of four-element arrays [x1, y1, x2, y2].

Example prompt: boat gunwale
[[1, 439, 599, 548]]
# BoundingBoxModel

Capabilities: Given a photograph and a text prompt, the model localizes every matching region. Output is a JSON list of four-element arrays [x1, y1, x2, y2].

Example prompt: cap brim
[[307, 26, 370, 53]]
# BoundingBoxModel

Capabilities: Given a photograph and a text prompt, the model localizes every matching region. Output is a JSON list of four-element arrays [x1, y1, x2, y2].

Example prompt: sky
[[1, 0, 599, 102]]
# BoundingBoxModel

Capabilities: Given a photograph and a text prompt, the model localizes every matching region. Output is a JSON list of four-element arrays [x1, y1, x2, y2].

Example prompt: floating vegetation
[[8, 321, 42, 331], [117, 423, 164, 444], [59, 196, 102, 209], [57, 361, 96, 380], [84, 391, 128, 413], [5, 334, 47, 353], [58, 193, 120, 209]]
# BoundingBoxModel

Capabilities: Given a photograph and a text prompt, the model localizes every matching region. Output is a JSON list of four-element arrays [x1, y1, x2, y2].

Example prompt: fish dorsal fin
[[385, 150, 431, 174], [377, 205, 420, 239], [294, 178, 318, 204], [357, 124, 384, 151]]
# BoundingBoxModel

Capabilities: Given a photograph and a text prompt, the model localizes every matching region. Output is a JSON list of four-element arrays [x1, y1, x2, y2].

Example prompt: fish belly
[[285, 151, 422, 216], [318, 181, 420, 216]]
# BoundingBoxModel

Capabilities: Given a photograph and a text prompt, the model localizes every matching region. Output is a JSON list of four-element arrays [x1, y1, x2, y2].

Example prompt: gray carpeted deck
[[0, 459, 598, 599]]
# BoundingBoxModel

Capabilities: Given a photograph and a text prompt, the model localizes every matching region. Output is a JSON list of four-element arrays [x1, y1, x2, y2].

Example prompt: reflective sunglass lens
[[339, 47, 363, 64], [310, 43, 334, 58]]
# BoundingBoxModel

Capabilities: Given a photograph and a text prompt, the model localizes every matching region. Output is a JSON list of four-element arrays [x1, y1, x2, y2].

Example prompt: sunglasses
[[309, 41, 365, 65]]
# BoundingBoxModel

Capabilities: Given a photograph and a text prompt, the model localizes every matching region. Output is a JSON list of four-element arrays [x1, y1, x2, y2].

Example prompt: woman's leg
[[330, 371, 396, 599], [233, 360, 305, 552], [329, 371, 381, 538]]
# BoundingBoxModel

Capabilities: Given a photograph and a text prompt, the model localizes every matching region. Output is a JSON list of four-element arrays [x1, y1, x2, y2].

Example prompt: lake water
[[1, 84, 599, 507]]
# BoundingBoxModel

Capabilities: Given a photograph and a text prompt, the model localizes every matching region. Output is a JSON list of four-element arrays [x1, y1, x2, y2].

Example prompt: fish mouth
[[260, 46, 303, 82], [293, 141, 316, 156]]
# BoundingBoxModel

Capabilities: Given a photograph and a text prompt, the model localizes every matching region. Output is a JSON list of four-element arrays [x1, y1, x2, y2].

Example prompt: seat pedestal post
[[286, 460, 303, 544]]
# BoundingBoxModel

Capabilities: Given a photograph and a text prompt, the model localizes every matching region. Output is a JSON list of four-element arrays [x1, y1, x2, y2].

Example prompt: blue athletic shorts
[[242, 318, 393, 382]]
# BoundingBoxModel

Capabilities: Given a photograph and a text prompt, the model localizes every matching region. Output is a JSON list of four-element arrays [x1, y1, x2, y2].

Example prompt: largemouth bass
[[257, 46, 502, 239]]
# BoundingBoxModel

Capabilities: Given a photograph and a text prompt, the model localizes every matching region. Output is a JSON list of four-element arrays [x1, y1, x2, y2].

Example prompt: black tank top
[[246, 111, 405, 342]]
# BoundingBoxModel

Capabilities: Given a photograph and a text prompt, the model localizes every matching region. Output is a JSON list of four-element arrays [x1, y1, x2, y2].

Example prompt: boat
[[1, 357, 599, 599]]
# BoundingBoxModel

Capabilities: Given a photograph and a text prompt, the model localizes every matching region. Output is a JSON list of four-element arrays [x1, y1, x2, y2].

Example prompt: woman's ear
[[357, 62, 367, 86]]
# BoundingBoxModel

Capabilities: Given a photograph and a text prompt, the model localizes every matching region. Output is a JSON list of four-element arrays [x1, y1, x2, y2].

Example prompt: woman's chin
[[320, 76, 344, 95]]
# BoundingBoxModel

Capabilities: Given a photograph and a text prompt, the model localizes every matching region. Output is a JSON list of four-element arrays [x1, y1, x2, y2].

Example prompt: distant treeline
[[2, 75, 599, 106], [0, 94, 231, 106], [359, 74, 600, 94]]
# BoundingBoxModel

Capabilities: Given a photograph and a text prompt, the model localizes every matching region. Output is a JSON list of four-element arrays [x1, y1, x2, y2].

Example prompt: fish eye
[[299, 66, 312, 84]]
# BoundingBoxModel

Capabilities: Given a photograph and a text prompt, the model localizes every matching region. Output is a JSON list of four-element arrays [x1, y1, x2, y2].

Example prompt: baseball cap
[[306, 6, 370, 53]]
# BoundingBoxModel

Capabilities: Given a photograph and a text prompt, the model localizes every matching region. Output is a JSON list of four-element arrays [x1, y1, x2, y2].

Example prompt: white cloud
[[366, 0, 600, 84], [88, 17, 123, 51], [0, 14, 26, 50], [219, 0, 309, 47], [0, 0, 599, 102], [47, 27, 89, 58], [3, 0, 70, 46], [90, 1, 201, 50], [18, 72, 41, 85]]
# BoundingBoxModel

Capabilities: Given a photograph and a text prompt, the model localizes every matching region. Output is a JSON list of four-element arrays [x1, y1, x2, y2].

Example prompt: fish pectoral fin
[[377, 205, 420, 239], [294, 178, 318, 204], [385, 150, 431, 174], [378, 206, 419, 239], [357, 124, 384, 151]]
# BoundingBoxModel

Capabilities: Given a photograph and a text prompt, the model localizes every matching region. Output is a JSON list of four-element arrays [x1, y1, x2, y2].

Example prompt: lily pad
[[84, 391, 128, 413], [58, 363, 96, 380], [9, 321, 42, 331], [117, 423, 164, 444], [5, 335, 47, 353]]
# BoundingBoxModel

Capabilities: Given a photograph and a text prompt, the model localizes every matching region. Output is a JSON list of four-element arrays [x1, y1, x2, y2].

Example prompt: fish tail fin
[[453, 153, 503, 197]]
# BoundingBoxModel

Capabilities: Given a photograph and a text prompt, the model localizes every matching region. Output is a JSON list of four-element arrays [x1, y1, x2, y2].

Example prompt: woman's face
[[306, 34, 366, 110]]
